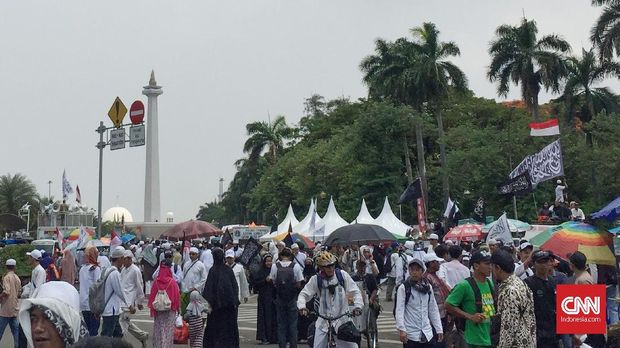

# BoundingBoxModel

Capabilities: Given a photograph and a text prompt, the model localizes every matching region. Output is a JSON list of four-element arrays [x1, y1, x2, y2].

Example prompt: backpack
[[275, 262, 298, 301], [316, 268, 345, 290], [453, 277, 496, 332], [152, 280, 173, 312], [88, 267, 114, 316], [392, 279, 430, 317]]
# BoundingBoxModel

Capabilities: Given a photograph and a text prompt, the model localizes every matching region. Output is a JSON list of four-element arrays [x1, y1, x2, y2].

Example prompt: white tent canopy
[[277, 204, 299, 233], [322, 197, 349, 237], [294, 199, 324, 236], [373, 197, 411, 236], [351, 199, 375, 224]]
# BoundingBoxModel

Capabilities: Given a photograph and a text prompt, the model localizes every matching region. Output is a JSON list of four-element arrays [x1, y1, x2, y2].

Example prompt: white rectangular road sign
[[110, 128, 126, 150], [130, 124, 145, 147]]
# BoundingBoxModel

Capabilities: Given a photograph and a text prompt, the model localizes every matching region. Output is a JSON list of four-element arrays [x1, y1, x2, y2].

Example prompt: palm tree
[[488, 18, 571, 120], [591, 1, 620, 59], [360, 22, 468, 204], [0, 173, 39, 215], [243, 115, 293, 163], [562, 48, 620, 123], [407, 22, 468, 203]]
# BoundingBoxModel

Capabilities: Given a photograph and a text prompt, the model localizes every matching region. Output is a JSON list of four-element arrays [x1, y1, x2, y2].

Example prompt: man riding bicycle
[[298, 250, 364, 348]]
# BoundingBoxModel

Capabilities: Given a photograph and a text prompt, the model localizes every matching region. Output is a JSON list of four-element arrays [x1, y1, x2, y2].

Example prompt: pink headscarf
[[147, 264, 180, 316]]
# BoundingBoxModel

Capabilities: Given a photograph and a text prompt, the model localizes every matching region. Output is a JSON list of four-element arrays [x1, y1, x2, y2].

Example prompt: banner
[[416, 198, 427, 232], [473, 197, 486, 223], [238, 237, 262, 268], [498, 171, 533, 196], [529, 118, 560, 136], [62, 170, 73, 200], [486, 212, 513, 245], [509, 139, 564, 186]]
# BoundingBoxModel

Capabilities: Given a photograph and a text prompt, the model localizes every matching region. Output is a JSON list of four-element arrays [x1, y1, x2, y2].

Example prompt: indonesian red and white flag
[[529, 119, 560, 136], [110, 231, 122, 249], [75, 185, 81, 204], [55, 227, 64, 247]]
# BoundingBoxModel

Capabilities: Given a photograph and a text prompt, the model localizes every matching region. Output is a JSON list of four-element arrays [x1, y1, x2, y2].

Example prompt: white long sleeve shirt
[[231, 263, 250, 301], [31, 264, 46, 289], [395, 282, 443, 342], [78, 264, 101, 311], [102, 266, 127, 316], [441, 260, 470, 288], [388, 252, 399, 278], [152, 262, 183, 284], [395, 253, 412, 285], [120, 264, 145, 307], [297, 271, 363, 333], [200, 249, 213, 278], [181, 259, 208, 293], [514, 261, 533, 280]]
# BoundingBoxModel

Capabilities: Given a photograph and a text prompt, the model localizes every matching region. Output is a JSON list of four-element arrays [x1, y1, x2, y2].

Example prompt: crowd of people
[[0, 231, 617, 348]]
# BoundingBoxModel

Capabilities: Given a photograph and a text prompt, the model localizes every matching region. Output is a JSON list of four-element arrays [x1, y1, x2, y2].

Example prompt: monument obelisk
[[143, 71, 162, 222]]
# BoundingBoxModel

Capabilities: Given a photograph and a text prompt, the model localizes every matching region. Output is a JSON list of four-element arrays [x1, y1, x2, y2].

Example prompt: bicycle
[[313, 311, 353, 348], [365, 304, 379, 348]]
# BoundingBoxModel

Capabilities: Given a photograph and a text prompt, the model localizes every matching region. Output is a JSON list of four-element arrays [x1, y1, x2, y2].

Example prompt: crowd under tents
[[260, 197, 412, 244]]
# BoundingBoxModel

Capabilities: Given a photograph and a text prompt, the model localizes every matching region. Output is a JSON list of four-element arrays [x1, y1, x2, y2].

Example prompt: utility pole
[[96, 121, 106, 236]]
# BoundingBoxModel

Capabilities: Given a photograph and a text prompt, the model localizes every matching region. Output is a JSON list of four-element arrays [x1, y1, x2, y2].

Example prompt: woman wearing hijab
[[18, 281, 88, 347], [60, 249, 77, 285], [251, 253, 277, 345], [202, 247, 240, 348], [40, 251, 60, 282], [79, 246, 101, 336], [185, 290, 208, 348], [147, 260, 180, 348]]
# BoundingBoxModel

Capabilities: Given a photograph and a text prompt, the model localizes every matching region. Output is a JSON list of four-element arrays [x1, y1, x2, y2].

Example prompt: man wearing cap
[[385, 242, 400, 301], [395, 258, 443, 346], [427, 233, 440, 253], [446, 250, 496, 348], [487, 239, 500, 254], [120, 249, 148, 347], [523, 250, 559, 347], [490, 250, 536, 348], [101, 246, 129, 338], [569, 201, 585, 222], [26, 249, 46, 291], [269, 247, 304, 348], [291, 243, 306, 267], [225, 249, 250, 303], [423, 253, 451, 338], [515, 242, 534, 280], [0, 259, 21, 347], [180, 247, 208, 314]]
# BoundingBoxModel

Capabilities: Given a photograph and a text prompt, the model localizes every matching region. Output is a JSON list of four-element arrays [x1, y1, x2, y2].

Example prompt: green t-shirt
[[445, 278, 495, 346]]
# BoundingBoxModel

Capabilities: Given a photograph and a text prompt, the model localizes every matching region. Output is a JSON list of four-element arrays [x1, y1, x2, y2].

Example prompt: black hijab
[[202, 248, 240, 310]]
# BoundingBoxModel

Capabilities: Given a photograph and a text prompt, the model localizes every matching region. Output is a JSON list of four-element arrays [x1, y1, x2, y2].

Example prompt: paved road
[[0, 295, 403, 347]]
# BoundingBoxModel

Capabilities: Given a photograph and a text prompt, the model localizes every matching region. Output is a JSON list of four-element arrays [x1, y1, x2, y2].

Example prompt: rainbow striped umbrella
[[530, 221, 615, 266]]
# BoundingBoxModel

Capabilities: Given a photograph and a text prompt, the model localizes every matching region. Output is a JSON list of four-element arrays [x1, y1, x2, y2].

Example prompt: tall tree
[[407, 22, 468, 204], [562, 48, 620, 123], [0, 173, 39, 215], [243, 115, 293, 163], [488, 18, 571, 120], [591, 0, 620, 59]]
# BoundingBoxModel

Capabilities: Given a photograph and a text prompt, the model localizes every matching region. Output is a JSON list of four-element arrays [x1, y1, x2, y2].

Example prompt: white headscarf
[[186, 290, 209, 317], [18, 281, 88, 347]]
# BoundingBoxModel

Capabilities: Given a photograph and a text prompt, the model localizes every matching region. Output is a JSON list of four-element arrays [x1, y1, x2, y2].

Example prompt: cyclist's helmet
[[314, 250, 337, 267]]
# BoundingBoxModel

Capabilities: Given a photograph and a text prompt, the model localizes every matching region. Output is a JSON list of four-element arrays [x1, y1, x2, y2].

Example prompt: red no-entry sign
[[129, 100, 145, 125]]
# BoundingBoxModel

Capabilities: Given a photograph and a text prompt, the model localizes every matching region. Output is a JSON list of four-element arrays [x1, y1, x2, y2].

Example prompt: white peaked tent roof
[[352, 199, 376, 224], [277, 204, 299, 233], [374, 197, 411, 236], [322, 197, 349, 236], [293, 199, 324, 235]]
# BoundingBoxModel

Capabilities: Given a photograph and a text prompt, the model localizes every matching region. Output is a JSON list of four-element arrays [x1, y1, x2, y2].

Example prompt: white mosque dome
[[102, 206, 134, 223]]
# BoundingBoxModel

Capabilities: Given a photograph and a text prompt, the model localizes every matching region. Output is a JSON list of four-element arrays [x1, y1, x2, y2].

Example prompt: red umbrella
[[443, 224, 485, 242], [161, 220, 222, 241]]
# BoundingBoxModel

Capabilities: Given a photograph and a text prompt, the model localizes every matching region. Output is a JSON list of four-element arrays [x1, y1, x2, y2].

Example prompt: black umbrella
[[323, 224, 395, 246]]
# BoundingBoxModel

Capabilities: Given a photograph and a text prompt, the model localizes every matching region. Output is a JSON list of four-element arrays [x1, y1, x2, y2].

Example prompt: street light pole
[[96, 121, 106, 238], [48, 180, 52, 200]]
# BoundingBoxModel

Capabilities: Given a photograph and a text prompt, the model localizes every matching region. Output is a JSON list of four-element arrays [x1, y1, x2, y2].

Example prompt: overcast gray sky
[[0, 1, 613, 222]]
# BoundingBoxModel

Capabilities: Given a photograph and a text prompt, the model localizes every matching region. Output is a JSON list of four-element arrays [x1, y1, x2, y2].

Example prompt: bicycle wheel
[[366, 310, 378, 348]]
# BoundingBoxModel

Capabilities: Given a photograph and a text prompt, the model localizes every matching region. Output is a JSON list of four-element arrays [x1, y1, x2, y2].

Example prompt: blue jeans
[[82, 311, 100, 336], [0, 316, 19, 348], [275, 298, 297, 348], [100, 315, 122, 338]]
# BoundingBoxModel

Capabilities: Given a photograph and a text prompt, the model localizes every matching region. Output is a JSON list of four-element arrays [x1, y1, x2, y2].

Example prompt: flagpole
[[513, 195, 518, 220]]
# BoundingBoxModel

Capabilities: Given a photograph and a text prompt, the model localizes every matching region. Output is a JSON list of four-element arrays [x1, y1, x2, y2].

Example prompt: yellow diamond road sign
[[107, 97, 128, 128]]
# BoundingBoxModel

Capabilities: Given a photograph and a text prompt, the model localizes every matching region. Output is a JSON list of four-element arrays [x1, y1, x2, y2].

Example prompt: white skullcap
[[291, 243, 299, 249], [190, 247, 199, 254], [123, 250, 134, 258], [225, 249, 235, 258], [404, 241, 415, 250], [5, 259, 16, 266]]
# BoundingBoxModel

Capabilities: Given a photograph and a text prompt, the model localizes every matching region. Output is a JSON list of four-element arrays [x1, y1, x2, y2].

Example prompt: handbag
[[175, 314, 183, 328], [173, 320, 189, 344], [152, 280, 173, 312], [337, 320, 361, 343]]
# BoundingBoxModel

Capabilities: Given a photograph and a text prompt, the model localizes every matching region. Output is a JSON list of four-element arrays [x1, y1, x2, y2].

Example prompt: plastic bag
[[175, 314, 183, 328], [173, 320, 189, 344]]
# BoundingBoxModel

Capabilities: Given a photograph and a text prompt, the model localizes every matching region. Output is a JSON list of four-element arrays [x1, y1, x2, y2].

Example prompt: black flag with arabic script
[[398, 178, 422, 204], [473, 197, 486, 223], [497, 171, 533, 196], [238, 237, 262, 268]]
